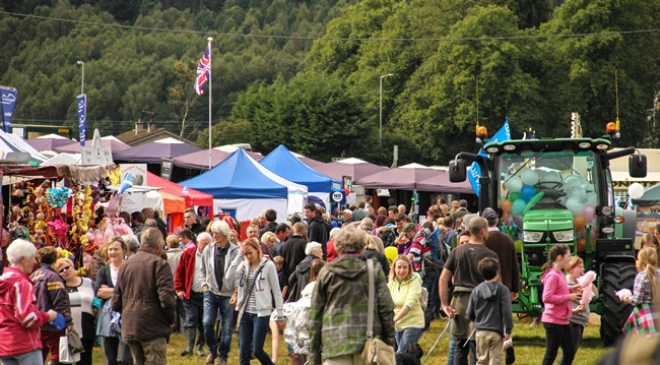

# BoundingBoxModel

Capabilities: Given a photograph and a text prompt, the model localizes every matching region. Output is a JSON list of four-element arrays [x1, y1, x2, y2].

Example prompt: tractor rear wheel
[[600, 260, 636, 347]]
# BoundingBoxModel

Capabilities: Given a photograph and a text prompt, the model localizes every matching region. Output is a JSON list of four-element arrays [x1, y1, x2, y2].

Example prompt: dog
[[396, 342, 424, 365]]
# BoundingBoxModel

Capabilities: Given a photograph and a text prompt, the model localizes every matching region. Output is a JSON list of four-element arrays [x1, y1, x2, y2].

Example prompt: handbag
[[361, 259, 396, 365], [67, 328, 85, 354], [59, 334, 81, 364]]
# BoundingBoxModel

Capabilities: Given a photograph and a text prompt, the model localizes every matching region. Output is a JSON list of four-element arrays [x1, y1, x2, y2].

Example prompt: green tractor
[[448, 124, 647, 346]]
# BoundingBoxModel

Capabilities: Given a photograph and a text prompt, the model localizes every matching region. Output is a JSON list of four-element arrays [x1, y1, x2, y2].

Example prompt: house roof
[[115, 128, 194, 147]]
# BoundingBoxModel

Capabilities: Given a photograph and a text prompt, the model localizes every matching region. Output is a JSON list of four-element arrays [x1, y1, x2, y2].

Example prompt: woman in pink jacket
[[540, 244, 582, 365], [0, 239, 58, 364]]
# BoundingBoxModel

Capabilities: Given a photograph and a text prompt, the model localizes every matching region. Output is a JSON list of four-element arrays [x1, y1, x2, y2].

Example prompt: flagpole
[[208, 37, 213, 170]]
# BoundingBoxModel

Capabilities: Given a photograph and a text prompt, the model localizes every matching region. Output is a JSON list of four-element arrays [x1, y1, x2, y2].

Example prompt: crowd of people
[[0, 196, 655, 365]]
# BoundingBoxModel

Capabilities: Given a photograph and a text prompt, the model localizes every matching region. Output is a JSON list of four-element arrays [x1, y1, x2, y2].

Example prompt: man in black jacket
[[304, 203, 329, 257], [280, 222, 308, 280], [259, 209, 278, 237]]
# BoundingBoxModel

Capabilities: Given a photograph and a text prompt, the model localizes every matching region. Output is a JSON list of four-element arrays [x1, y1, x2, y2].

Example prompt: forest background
[[1, 0, 660, 165]]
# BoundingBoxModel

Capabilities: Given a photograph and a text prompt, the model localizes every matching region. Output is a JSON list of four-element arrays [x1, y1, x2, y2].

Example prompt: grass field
[[90, 317, 611, 365]]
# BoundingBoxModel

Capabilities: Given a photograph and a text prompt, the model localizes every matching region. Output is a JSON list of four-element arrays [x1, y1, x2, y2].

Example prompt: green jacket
[[309, 255, 395, 364]]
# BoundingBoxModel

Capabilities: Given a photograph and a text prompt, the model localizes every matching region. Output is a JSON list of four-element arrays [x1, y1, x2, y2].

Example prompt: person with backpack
[[408, 221, 445, 328], [388, 255, 425, 353]]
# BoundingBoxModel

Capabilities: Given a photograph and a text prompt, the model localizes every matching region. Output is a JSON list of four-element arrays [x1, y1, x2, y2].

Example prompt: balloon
[[574, 215, 586, 231], [582, 183, 594, 193], [566, 197, 583, 216], [514, 240, 522, 254], [508, 192, 522, 202], [583, 205, 596, 222], [570, 186, 587, 201], [545, 171, 561, 182], [523, 192, 545, 215], [511, 199, 526, 215], [520, 185, 537, 202], [587, 192, 598, 206], [564, 176, 581, 191], [503, 214, 514, 226], [628, 183, 644, 200], [576, 238, 587, 253], [501, 199, 513, 213], [343, 188, 350, 196], [505, 176, 523, 193], [521, 169, 540, 186]]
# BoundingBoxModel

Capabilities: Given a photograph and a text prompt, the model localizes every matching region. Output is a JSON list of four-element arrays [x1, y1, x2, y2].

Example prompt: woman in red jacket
[[0, 239, 58, 364], [540, 244, 582, 365]]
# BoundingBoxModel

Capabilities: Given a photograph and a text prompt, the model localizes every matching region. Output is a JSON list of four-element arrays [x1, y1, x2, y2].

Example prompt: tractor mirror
[[629, 154, 647, 178], [449, 159, 467, 182]]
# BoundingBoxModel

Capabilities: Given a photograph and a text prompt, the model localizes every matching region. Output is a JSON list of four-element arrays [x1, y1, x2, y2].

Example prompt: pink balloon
[[583, 205, 596, 222]]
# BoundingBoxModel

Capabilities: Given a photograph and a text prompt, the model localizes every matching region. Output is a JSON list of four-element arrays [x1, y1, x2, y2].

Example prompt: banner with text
[[0, 86, 18, 133], [77, 94, 86, 146]]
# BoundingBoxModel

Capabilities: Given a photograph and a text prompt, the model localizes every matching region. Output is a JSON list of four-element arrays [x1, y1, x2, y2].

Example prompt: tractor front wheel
[[600, 260, 636, 347]]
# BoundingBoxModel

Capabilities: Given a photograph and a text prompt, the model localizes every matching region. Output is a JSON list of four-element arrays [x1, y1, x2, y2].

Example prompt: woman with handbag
[[227, 238, 285, 365], [309, 225, 396, 365], [94, 237, 133, 365], [55, 258, 96, 365], [387, 255, 424, 353]]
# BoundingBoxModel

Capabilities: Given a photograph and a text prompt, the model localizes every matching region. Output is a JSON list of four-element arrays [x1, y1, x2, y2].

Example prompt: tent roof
[[290, 151, 325, 168], [416, 172, 474, 194], [26, 138, 77, 152], [37, 134, 69, 140], [0, 131, 47, 165], [146, 172, 214, 207], [172, 148, 263, 170], [315, 159, 387, 181], [356, 163, 445, 191], [56, 138, 131, 153], [260, 145, 337, 192], [42, 153, 82, 166], [632, 183, 660, 205], [180, 149, 287, 199], [113, 142, 201, 163]]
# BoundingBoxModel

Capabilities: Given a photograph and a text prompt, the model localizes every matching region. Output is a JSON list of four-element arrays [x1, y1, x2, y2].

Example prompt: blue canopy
[[180, 149, 287, 199], [260, 145, 339, 192]]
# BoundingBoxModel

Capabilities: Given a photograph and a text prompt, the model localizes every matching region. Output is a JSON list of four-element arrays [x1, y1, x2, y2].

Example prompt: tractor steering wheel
[[535, 181, 563, 190]]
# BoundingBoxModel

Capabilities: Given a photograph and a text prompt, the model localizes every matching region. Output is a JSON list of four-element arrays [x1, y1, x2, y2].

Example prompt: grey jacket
[[198, 241, 239, 296], [227, 255, 283, 320], [466, 280, 513, 336]]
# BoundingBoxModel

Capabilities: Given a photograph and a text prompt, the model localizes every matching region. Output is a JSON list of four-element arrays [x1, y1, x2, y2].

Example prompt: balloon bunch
[[45, 187, 71, 209], [48, 219, 70, 247], [69, 185, 94, 251]]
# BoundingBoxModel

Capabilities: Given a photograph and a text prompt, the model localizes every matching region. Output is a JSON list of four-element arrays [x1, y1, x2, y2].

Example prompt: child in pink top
[[540, 244, 582, 365]]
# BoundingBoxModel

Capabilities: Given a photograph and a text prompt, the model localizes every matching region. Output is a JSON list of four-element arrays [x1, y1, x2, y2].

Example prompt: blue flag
[[468, 119, 511, 196], [0, 86, 18, 133], [120, 173, 133, 194], [77, 94, 86, 146]]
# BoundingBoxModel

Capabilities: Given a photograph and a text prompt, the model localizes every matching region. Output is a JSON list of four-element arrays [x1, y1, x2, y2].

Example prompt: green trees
[[2, 0, 659, 165]]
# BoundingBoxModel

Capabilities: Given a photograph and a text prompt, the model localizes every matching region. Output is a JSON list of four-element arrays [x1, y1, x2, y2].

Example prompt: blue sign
[[0, 86, 18, 133], [468, 119, 511, 196], [77, 94, 86, 146]]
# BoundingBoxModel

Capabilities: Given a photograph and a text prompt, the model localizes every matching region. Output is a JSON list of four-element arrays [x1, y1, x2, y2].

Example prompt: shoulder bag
[[236, 262, 266, 325], [361, 259, 396, 365]]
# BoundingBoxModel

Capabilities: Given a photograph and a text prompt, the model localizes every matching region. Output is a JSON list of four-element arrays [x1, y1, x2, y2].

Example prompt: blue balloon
[[511, 199, 526, 215], [520, 185, 537, 202]]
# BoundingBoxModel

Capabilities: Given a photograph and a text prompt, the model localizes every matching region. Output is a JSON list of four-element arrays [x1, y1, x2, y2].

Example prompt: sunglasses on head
[[59, 266, 70, 273]]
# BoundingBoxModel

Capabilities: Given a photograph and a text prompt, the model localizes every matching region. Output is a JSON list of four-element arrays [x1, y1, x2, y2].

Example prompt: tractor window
[[497, 150, 599, 222]]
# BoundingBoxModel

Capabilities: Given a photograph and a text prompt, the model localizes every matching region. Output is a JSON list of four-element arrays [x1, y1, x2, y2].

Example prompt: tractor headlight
[[523, 231, 543, 242], [553, 230, 574, 242]]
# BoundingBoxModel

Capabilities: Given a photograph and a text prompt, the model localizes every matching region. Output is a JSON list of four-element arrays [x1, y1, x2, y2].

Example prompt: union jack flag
[[194, 43, 211, 95]]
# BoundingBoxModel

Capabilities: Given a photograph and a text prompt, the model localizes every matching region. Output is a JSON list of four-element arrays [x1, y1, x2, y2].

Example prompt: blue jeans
[[422, 269, 440, 310], [0, 349, 43, 365], [203, 291, 234, 361], [239, 312, 273, 365], [395, 327, 424, 353], [447, 337, 456, 365]]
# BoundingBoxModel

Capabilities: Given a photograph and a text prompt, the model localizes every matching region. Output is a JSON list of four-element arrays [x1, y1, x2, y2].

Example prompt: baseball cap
[[482, 207, 498, 220], [50, 313, 65, 331], [402, 223, 417, 234]]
